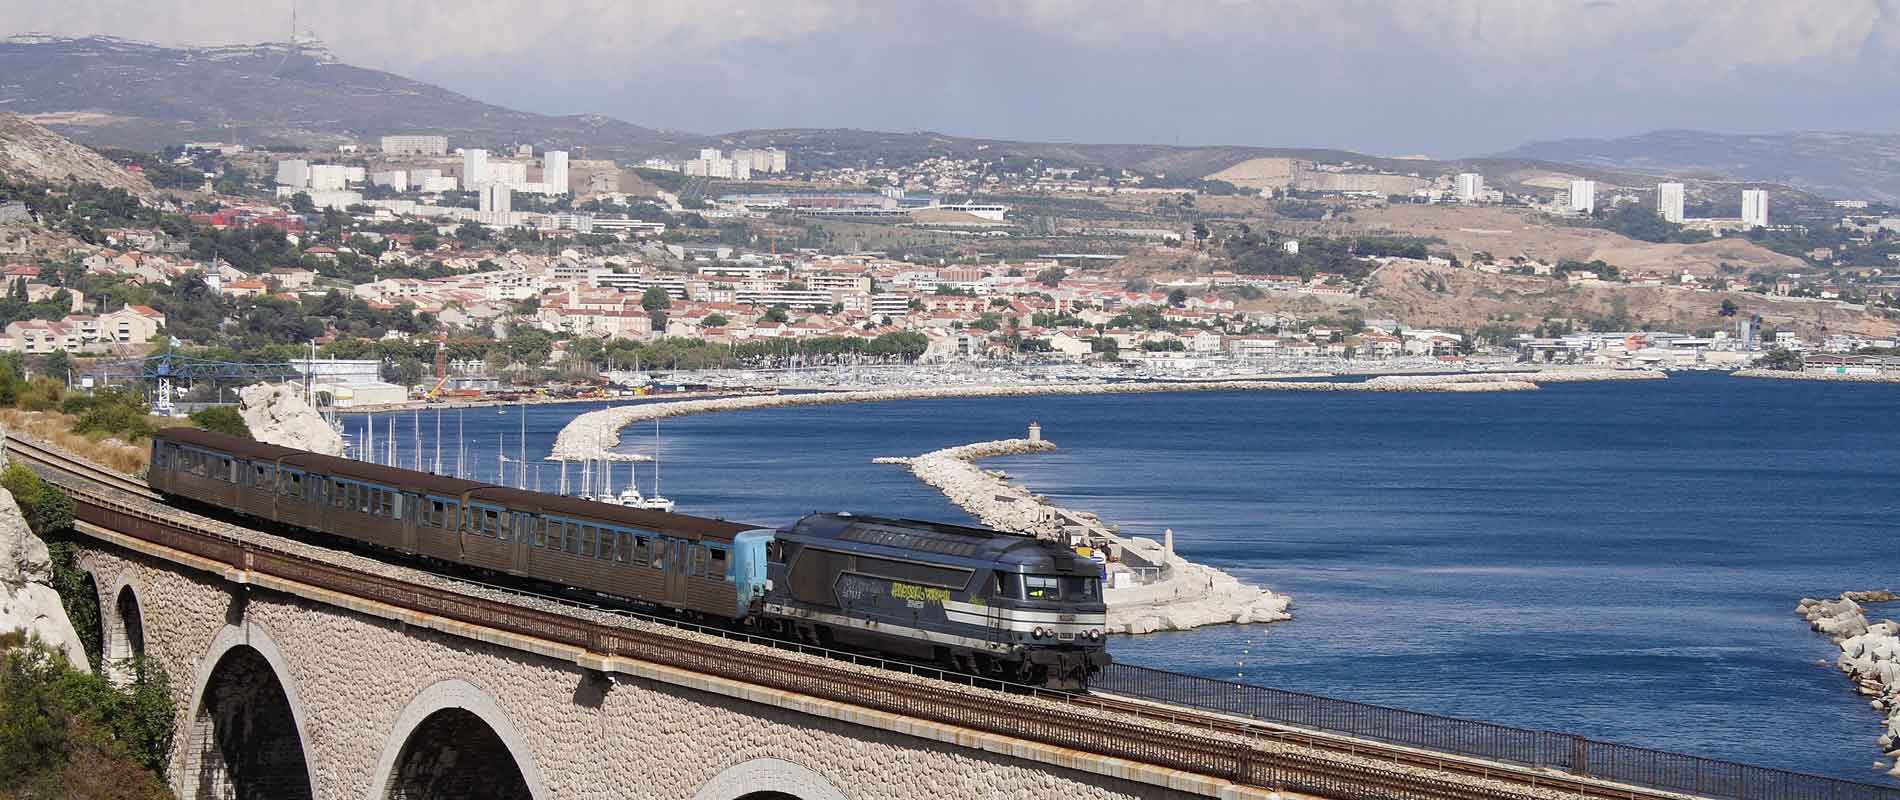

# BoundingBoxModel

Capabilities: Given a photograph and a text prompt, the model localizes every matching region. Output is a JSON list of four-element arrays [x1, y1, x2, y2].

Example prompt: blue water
[[344, 374, 1900, 781]]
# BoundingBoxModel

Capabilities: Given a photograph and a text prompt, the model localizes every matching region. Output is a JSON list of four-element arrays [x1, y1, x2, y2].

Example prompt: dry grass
[[0, 409, 153, 477]]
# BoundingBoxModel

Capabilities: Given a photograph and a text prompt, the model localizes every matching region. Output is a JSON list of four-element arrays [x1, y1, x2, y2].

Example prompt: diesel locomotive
[[148, 427, 1110, 688]]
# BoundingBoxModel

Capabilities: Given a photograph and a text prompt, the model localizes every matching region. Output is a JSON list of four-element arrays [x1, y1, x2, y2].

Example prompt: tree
[[1035, 267, 1065, 288], [187, 406, 252, 439], [1719, 298, 1739, 317], [1758, 347, 1803, 371], [1192, 221, 1210, 244], [289, 192, 316, 214], [763, 306, 790, 323], [702, 313, 729, 328], [640, 287, 672, 312], [1167, 288, 1188, 307]]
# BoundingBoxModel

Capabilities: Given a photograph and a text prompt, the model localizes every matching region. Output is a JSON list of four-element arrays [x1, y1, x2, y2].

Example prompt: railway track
[[5, 432, 1878, 800]]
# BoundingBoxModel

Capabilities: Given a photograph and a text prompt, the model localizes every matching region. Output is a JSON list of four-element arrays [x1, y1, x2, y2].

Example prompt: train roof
[[154, 427, 758, 542], [787, 512, 1077, 568]]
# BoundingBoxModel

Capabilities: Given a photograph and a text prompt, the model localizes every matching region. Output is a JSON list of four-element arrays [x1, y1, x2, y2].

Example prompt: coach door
[[664, 538, 689, 607]]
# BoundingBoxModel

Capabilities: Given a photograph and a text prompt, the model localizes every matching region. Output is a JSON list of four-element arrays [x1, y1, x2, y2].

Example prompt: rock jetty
[[878, 436, 1291, 636], [0, 485, 87, 670], [1798, 590, 1900, 775], [1735, 369, 1900, 384], [553, 378, 1537, 460], [239, 383, 344, 456], [1367, 368, 1666, 386]]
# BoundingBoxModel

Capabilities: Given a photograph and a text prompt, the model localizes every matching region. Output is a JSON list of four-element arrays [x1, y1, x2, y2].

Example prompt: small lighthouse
[[1027, 421, 1042, 442]]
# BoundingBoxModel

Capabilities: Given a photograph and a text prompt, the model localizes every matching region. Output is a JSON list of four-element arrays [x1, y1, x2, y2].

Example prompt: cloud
[[4, 0, 1898, 154]]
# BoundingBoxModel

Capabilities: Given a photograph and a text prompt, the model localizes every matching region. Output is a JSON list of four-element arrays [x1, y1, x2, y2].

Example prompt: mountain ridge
[[1498, 129, 1900, 201]]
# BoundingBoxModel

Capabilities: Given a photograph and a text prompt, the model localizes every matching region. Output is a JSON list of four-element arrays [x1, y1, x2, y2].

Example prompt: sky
[[6, 0, 1900, 157]]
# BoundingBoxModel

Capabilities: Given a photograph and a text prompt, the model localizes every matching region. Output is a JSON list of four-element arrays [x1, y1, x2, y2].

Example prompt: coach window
[[573, 526, 591, 556], [630, 536, 650, 566], [599, 529, 619, 561], [708, 547, 728, 578], [688, 546, 707, 577], [480, 508, 498, 537], [497, 512, 513, 542]]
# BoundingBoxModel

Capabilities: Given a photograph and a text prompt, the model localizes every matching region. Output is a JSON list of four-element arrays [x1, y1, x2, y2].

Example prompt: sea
[[341, 372, 1900, 782]]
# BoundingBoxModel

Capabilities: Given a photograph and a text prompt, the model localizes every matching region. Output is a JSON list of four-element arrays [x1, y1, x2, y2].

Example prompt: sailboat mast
[[434, 409, 442, 474]]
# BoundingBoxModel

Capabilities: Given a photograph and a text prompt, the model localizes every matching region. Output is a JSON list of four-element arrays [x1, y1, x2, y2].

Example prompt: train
[[147, 427, 1111, 689]]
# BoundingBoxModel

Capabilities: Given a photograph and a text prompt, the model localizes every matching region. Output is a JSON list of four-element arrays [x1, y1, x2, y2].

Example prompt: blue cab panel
[[730, 529, 775, 618]]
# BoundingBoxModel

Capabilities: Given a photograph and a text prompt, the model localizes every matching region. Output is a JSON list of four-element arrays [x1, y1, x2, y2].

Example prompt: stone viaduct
[[69, 526, 1263, 800]]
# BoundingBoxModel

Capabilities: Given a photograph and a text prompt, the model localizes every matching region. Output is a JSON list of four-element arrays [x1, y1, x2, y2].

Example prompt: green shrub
[[0, 634, 173, 799], [187, 405, 251, 439]]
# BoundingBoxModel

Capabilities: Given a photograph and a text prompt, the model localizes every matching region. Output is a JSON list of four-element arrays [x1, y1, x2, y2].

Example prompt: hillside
[[1332, 206, 1807, 277], [1228, 259, 1898, 341], [0, 112, 151, 195], [1498, 130, 1900, 202], [0, 35, 697, 159]]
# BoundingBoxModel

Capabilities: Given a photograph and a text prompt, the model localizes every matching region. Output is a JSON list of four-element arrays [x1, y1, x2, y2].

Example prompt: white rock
[[239, 383, 344, 456], [0, 487, 86, 671]]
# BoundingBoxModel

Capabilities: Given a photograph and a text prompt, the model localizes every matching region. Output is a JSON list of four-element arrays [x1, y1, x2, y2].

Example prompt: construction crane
[[84, 353, 301, 417], [425, 338, 451, 400]]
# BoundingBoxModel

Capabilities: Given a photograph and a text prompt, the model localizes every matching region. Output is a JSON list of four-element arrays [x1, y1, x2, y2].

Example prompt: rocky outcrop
[[879, 436, 1291, 636], [0, 112, 154, 196], [239, 383, 344, 456], [1798, 591, 1900, 775], [1735, 369, 1900, 383], [0, 486, 87, 671], [555, 378, 1538, 460]]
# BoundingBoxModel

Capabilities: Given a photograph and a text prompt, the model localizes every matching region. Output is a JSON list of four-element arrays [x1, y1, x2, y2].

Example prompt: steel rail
[[1, 434, 1782, 800]]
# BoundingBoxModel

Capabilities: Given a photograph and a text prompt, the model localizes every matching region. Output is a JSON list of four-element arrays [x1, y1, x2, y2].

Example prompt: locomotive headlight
[[1086, 629, 1101, 641], [1032, 627, 1048, 640]]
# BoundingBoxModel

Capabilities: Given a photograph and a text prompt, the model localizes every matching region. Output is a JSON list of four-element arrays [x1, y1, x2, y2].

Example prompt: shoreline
[[1734, 369, 1900, 384], [1797, 591, 1900, 775], [876, 435, 1292, 635], [549, 376, 1541, 460]]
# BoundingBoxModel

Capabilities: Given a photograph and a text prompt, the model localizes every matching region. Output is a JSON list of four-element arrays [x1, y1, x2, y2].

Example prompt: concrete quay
[[877, 436, 1291, 636], [552, 377, 1537, 460]]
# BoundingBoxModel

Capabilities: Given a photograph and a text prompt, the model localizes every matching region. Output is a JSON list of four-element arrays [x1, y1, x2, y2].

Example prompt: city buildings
[[274, 159, 309, 188], [543, 150, 569, 195], [1454, 173, 1484, 202], [1568, 179, 1596, 215], [1742, 189, 1769, 228], [1657, 182, 1686, 223], [463, 148, 489, 188], [480, 183, 513, 221], [380, 135, 449, 156]]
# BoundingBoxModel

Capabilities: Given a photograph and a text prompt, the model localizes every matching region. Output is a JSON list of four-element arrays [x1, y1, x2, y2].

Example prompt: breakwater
[[1799, 591, 1900, 775], [552, 378, 1538, 460], [876, 436, 1291, 636], [1367, 368, 1667, 386], [1734, 369, 1900, 384]]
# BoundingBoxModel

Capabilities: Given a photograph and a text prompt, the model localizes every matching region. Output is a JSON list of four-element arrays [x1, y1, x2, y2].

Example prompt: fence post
[[1571, 735, 1589, 777]]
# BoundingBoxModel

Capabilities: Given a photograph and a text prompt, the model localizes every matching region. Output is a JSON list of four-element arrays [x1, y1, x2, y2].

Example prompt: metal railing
[[24, 436, 1900, 800], [1096, 663, 1900, 800]]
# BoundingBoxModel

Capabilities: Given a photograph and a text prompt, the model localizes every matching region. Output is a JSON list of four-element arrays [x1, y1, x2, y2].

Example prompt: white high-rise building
[[371, 170, 409, 191], [1657, 182, 1686, 223], [480, 183, 512, 216], [1454, 173, 1484, 202], [488, 161, 528, 185], [542, 150, 569, 195], [463, 149, 489, 188], [698, 148, 722, 162], [274, 159, 310, 188], [380, 135, 448, 156], [1741, 189, 1769, 228], [1568, 179, 1596, 215], [307, 164, 356, 191]]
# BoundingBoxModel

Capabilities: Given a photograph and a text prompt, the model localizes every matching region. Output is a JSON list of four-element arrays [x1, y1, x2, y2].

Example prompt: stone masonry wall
[[78, 542, 1206, 800]]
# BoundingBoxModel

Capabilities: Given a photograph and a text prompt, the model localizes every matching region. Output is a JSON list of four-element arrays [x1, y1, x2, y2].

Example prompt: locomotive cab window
[[1023, 575, 1060, 601], [1064, 576, 1100, 600]]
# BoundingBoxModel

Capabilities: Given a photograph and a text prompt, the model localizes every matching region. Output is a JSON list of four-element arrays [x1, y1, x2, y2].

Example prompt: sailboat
[[616, 459, 646, 507], [627, 418, 675, 512]]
